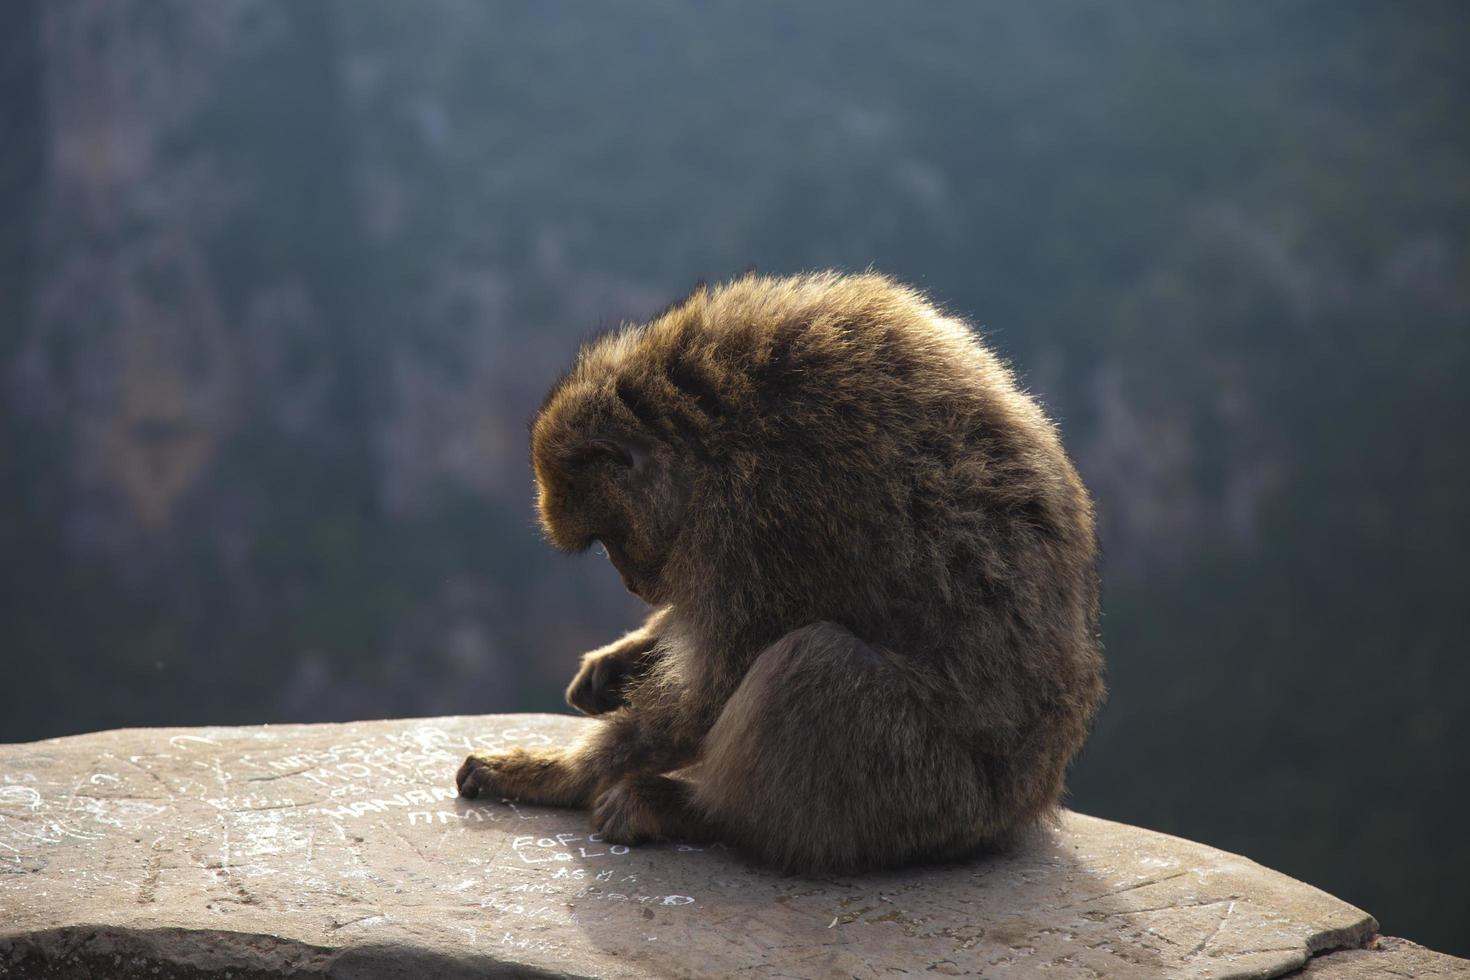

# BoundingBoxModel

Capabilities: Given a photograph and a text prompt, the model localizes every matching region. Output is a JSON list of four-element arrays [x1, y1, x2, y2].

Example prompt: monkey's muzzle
[[595, 537, 649, 602]]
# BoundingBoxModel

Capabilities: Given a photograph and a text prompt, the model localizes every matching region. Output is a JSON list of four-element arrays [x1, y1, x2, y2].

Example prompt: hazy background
[[2, 0, 1466, 956]]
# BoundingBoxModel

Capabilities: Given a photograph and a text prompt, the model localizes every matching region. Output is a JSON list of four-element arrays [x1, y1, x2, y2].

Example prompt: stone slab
[[1295, 936, 1470, 978], [0, 713, 1396, 978]]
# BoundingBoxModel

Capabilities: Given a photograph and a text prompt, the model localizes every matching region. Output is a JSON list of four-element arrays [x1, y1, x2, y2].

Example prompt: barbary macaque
[[458, 271, 1104, 873]]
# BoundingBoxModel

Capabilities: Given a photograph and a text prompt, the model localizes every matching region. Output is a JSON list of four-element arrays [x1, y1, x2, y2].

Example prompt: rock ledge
[[0, 714, 1461, 979]]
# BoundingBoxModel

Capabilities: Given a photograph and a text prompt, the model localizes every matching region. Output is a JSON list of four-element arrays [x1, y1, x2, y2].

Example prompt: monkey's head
[[530, 337, 698, 604]]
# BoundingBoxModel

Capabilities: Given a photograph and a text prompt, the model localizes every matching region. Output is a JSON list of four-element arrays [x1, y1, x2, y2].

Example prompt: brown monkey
[[457, 271, 1104, 873]]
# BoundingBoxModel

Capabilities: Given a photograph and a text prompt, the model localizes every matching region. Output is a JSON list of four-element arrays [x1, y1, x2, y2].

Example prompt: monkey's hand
[[455, 748, 535, 801], [456, 746, 592, 807], [566, 648, 642, 716], [566, 609, 670, 716]]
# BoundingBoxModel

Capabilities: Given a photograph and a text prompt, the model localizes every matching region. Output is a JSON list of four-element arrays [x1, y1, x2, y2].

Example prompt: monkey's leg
[[457, 689, 700, 808], [682, 621, 996, 873], [565, 607, 671, 716]]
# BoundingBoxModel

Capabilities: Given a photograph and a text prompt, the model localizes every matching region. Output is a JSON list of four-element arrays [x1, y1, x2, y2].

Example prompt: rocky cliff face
[[6, 713, 1462, 980], [4, 2, 621, 737]]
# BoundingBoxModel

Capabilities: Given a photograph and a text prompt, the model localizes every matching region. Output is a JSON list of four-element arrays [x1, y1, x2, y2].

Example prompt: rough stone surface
[[1293, 937, 1470, 978], [0, 713, 1438, 979]]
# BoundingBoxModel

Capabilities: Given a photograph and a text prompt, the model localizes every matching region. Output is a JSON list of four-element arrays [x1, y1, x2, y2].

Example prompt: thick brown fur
[[457, 271, 1105, 874]]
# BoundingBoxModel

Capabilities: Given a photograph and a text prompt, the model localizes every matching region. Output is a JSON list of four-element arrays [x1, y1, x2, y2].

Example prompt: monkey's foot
[[591, 774, 700, 845], [456, 747, 590, 806]]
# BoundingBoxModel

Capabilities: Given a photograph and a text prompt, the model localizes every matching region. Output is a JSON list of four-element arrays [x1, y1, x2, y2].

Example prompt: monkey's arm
[[565, 606, 671, 716], [458, 610, 708, 809], [455, 701, 698, 811]]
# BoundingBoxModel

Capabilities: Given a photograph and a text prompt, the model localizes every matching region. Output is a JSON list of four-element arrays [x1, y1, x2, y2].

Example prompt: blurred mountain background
[[1, 0, 1466, 956]]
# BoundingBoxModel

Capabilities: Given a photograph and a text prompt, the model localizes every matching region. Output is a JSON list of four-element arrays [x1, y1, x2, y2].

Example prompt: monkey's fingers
[[456, 753, 508, 800], [566, 655, 630, 716], [457, 746, 591, 806]]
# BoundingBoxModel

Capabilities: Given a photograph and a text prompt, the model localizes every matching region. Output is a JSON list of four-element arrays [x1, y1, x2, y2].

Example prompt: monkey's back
[[557, 271, 1105, 865], [622, 272, 1098, 679]]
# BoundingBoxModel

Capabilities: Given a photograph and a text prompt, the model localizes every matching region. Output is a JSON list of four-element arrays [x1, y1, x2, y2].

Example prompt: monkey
[[457, 271, 1105, 874]]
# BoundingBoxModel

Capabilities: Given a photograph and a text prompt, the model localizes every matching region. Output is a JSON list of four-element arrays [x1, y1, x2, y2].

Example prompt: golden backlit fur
[[458, 271, 1104, 873]]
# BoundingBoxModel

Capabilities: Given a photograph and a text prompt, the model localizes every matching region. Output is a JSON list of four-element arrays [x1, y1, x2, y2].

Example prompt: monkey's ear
[[617, 437, 652, 478]]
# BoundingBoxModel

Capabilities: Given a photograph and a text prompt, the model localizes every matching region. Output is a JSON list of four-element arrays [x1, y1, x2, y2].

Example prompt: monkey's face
[[530, 388, 690, 604]]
